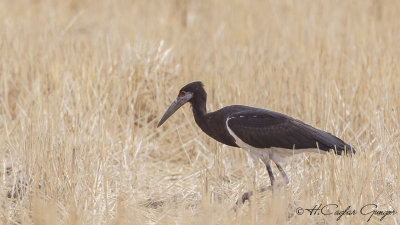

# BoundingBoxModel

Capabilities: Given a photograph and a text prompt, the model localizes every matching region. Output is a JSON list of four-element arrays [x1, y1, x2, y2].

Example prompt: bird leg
[[235, 160, 289, 207], [237, 163, 276, 205], [274, 162, 289, 185], [266, 164, 275, 186]]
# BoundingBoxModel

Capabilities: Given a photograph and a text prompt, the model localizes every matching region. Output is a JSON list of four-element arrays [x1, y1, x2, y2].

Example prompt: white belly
[[246, 146, 322, 166]]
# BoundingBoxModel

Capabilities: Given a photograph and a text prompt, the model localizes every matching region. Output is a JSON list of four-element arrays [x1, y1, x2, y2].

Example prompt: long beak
[[157, 93, 192, 127]]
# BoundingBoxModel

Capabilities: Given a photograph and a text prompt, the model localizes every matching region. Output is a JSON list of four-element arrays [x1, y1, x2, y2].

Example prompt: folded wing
[[226, 109, 354, 155]]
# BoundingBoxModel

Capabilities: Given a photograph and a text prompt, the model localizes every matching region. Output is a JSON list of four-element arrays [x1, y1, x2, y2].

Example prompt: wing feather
[[227, 110, 354, 154]]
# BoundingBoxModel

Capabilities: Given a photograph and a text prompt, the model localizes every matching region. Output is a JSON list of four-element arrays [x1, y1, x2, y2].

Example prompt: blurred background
[[0, 0, 399, 224]]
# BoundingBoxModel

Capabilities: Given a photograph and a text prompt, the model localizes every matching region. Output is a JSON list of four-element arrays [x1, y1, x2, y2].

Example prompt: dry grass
[[0, 0, 399, 224]]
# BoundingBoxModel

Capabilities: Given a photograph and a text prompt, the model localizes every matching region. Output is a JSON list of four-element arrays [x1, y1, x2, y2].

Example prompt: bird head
[[157, 81, 205, 127]]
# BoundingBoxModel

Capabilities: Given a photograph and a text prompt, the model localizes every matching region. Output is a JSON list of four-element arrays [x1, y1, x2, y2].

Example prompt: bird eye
[[178, 91, 185, 97]]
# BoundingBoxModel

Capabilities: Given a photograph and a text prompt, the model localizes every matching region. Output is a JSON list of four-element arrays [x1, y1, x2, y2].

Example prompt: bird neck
[[190, 87, 208, 129], [191, 98, 207, 127], [192, 101, 206, 118]]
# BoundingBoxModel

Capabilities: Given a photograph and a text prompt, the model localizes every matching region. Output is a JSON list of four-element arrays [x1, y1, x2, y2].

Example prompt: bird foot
[[237, 191, 253, 205], [235, 186, 273, 206], [233, 191, 253, 211]]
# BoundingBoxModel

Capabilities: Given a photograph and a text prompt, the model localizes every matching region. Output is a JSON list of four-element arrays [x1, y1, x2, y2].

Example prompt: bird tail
[[313, 129, 356, 155], [333, 143, 356, 155]]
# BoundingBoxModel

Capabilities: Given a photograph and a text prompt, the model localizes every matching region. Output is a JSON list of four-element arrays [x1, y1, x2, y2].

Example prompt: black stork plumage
[[157, 81, 355, 198]]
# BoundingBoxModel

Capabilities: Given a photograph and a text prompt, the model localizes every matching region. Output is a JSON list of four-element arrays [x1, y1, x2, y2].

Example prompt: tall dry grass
[[0, 0, 399, 224]]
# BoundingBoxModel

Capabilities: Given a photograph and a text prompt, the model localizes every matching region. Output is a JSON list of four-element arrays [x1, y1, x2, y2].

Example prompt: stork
[[157, 81, 354, 203]]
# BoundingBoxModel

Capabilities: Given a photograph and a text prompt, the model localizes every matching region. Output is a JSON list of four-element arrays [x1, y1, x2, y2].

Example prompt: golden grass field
[[1, 0, 399, 224]]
